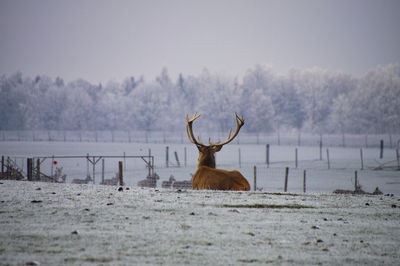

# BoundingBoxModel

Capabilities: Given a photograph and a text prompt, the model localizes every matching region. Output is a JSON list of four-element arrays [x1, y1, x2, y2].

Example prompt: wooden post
[[36, 158, 41, 181], [238, 148, 241, 168], [266, 144, 270, 167], [253, 165, 257, 191], [396, 149, 399, 170], [86, 153, 90, 178], [174, 151, 180, 167], [6, 157, 10, 179], [303, 169, 306, 193], [295, 148, 298, 168], [118, 161, 124, 186], [27, 158, 33, 181], [284, 167, 289, 192], [326, 149, 330, 169], [354, 170, 358, 191], [360, 148, 364, 170], [319, 135, 323, 160], [1, 156, 4, 176], [101, 159, 105, 184], [166, 146, 169, 168], [123, 152, 126, 170], [92, 156, 96, 184], [365, 135, 368, 148], [380, 140, 384, 159], [148, 149, 152, 177]]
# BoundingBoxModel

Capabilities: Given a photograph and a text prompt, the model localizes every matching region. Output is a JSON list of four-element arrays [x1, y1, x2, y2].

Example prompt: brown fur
[[192, 166, 250, 191]]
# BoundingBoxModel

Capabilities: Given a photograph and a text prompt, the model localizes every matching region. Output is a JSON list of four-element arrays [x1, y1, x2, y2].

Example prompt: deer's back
[[192, 166, 250, 191]]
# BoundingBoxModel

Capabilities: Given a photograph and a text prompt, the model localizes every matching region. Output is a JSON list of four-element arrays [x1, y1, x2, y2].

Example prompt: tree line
[[1, 64, 399, 134]]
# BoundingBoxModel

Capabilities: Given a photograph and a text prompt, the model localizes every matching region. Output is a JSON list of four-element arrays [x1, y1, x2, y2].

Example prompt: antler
[[210, 112, 244, 147], [186, 113, 206, 147]]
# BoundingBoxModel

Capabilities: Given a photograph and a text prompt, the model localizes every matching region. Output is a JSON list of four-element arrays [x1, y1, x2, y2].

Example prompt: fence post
[[253, 165, 257, 191], [6, 157, 10, 179], [303, 169, 306, 193], [295, 148, 298, 168], [166, 146, 169, 168], [36, 158, 41, 181], [118, 161, 124, 186], [174, 151, 180, 167], [326, 149, 330, 169], [27, 158, 33, 181], [101, 159, 105, 184], [354, 170, 358, 191], [396, 149, 400, 170], [319, 135, 323, 160], [148, 149, 152, 177], [380, 140, 384, 159], [266, 144, 270, 167], [284, 167, 289, 192], [365, 135, 368, 148], [360, 148, 364, 170], [123, 152, 126, 170], [92, 156, 96, 184], [86, 153, 89, 178], [1, 156, 4, 176]]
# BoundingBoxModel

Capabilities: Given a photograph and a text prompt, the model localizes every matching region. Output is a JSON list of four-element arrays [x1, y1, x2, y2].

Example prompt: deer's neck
[[198, 153, 216, 168]]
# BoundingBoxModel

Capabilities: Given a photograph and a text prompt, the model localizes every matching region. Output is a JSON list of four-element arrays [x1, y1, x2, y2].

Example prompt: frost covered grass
[[0, 180, 399, 265]]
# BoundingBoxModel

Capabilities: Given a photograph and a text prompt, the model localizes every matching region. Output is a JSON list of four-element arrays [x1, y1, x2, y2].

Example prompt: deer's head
[[186, 113, 244, 168]]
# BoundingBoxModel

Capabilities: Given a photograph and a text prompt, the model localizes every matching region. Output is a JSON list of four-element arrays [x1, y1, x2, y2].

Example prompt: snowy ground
[[0, 180, 399, 265]]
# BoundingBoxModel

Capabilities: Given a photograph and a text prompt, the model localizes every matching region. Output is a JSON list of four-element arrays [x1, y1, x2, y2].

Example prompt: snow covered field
[[0, 180, 399, 265]]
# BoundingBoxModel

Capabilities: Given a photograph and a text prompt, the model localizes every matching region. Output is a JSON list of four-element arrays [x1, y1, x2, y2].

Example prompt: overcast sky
[[1, 0, 399, 84]]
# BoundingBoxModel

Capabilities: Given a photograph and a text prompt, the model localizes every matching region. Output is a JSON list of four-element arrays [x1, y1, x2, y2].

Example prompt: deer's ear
[[197, 145, 205, 152], [213, 145, 223, 152]]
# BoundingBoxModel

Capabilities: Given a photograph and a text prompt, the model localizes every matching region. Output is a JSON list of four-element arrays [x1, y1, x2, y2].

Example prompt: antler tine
[[186, 113, 205, 147], [212, 113, 244, 147]]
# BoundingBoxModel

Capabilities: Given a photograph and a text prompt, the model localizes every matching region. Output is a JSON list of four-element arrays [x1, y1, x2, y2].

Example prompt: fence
[[1, 141, 399, 194], [1, 130, 399, 148]]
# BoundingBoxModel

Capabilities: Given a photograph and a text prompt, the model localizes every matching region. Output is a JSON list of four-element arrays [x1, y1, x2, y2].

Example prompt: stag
[[186, 113, 250, 191]]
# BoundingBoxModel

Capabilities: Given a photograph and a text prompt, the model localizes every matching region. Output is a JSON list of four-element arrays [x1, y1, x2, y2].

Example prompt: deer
[[186, 113, 250, 191]]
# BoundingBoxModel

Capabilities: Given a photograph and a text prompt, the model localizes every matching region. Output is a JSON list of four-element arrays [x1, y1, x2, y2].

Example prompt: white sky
[[1, 0, 399, 84]]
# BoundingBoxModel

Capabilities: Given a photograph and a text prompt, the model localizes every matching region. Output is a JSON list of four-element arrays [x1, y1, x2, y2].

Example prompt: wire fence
[[1, 130, 400, 148], [1, 141, 399, 194]]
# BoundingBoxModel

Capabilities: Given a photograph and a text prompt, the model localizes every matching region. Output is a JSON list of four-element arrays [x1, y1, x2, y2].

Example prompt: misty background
[[1, 0, 399, 134]]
